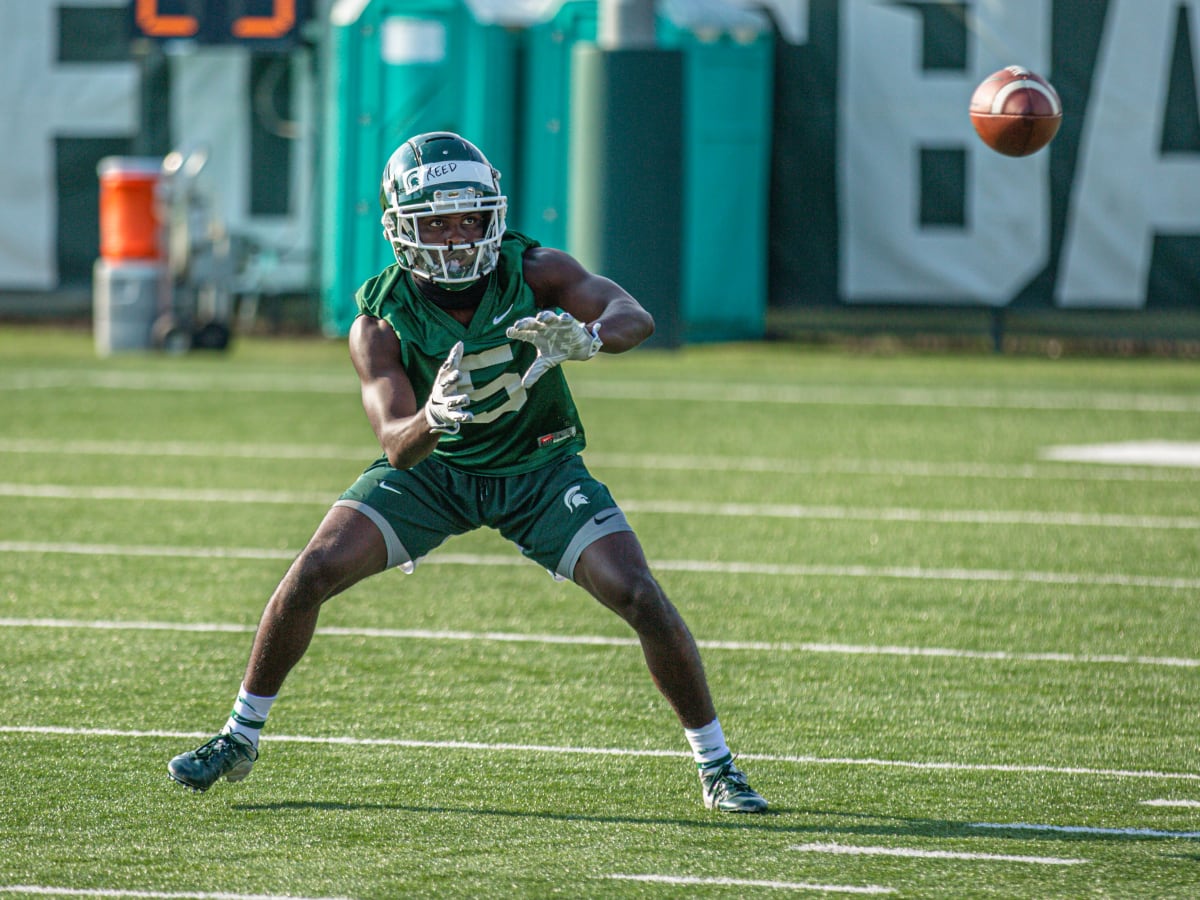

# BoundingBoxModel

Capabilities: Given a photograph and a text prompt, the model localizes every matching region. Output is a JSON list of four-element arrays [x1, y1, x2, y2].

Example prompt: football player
[[168, 132, 767, 814]]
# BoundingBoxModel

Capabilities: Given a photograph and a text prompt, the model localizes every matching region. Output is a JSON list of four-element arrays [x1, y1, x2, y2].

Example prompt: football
[[969, 66, 1062, 157]]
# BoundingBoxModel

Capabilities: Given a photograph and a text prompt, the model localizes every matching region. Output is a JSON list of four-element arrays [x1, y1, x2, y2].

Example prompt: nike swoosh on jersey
[[378, 482, 404, 497], [492, 303, 514, 325], [592, 510, 620, 526]]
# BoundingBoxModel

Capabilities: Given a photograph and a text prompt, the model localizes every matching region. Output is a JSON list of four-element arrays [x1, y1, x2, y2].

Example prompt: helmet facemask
[[383, 190, 506, 289], [380, 137, 507, 290]]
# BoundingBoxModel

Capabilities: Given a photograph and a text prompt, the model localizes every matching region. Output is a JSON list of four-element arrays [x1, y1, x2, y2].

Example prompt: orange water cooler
[[93, 157, 165, 356]]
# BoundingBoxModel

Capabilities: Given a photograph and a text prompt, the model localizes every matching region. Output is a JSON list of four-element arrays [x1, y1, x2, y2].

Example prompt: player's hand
[[423, 341, 473, 434], [506, 310, 602, 388]]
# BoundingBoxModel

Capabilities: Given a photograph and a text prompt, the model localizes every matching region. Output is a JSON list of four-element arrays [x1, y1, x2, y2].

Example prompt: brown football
[[970, 66, 1062, 157]]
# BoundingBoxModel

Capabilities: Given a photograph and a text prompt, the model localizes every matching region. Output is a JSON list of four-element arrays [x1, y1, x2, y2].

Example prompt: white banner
[[840, 0, 1053, 306], [0, 1, 137, 289], [1058, 0, 1200, 308]]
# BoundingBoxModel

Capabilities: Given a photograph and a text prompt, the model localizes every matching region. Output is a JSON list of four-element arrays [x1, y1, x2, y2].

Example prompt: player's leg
[[167, 505, 388, 792], [243, 504, 390, 696], [573, 532, 715, 727], [497, 457, 768, 813], [572, 533, 767, 813], [168, 458, 469, 793]]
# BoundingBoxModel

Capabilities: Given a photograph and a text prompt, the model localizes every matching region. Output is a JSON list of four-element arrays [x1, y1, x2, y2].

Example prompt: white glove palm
[[506, 310, 602, 388], [423, 341, 473, 434]]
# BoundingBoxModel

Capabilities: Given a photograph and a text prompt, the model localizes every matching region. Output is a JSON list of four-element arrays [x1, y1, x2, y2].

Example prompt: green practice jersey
[[353, 232, 587, 476]]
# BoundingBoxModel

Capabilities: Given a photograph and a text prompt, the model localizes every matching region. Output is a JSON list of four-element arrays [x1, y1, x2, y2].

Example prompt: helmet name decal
[[403, 161, 497, 195]]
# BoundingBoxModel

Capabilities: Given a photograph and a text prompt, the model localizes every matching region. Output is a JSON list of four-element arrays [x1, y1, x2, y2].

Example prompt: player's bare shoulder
[[351, 313, 398, 349], [521, 245, 591, 305], [349, 314, 402, 377]]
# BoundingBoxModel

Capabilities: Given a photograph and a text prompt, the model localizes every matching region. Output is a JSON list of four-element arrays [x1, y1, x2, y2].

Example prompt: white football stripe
[[790, 842, 1086, 865], [991, 79, 1061, 115]]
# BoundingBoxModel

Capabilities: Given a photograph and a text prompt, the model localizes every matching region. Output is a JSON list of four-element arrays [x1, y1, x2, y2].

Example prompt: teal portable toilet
[[320, 0, 520, 336], [515, 1, 597, 250], [520, 0, 773, 342], [659, 0, 774, 342]]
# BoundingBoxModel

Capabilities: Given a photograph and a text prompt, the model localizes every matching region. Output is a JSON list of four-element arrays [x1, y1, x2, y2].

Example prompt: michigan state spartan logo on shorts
[[563, 485, 590, 512]]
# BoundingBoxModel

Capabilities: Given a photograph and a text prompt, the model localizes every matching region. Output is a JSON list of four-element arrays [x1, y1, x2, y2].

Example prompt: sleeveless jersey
[[353, 231, 587, 476]]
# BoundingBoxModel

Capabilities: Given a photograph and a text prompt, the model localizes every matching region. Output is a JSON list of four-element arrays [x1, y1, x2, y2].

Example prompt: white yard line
[[790, 842, 1087, 865], [1140, 799, 1200, 808], [1, 617, 1196, 670], [969, 821, 1200, 839], [0, 438, 361, 461], [574, 381, 1200, 414], [604, 874, 894, 894], [0, 371, 354, 394], [4, 482, 1196, 530], [650, 559, 1200, 591], [0, 484, 331, 505], [0, 541, 296, 561], [1042, 441, 1200, 468], [591, 452, 1200, 482], [2, 726, 1198, 783], [2, 438, 1199, 483], [620, 499, 1200, 530], [0, 891, 345, 900], [2, 542, 1200, 592], [5, 369, 1198, 413], [2, 541, 1197, 590]]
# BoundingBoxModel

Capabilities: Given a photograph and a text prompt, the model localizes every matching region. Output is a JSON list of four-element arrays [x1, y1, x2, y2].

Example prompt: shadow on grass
[[230, 801, 1200, 844], [233, 800, 783, 831]]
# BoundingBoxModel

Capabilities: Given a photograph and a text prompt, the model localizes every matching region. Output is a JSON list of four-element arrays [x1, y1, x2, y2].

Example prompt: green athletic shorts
[[334, 453, 631, 581]]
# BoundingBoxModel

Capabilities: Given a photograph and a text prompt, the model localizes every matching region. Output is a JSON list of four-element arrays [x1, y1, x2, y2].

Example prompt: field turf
[[1, 325, 1198, 898]]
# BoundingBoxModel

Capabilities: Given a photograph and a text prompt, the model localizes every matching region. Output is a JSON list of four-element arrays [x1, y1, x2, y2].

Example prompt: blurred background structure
[[1, 0, 1198, 352]]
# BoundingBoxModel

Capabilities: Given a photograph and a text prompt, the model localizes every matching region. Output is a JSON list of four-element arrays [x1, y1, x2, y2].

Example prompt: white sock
[[221, 685, 276, 750], [684, 719, 732, 771]]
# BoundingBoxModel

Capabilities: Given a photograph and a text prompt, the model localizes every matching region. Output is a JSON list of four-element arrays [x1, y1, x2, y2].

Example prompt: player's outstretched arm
[[521, 246, 654, 354], [349, 315, 462, 469]]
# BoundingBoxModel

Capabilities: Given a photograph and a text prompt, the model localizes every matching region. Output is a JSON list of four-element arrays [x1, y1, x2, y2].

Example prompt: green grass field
[[1, 325, 1198, 898]]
